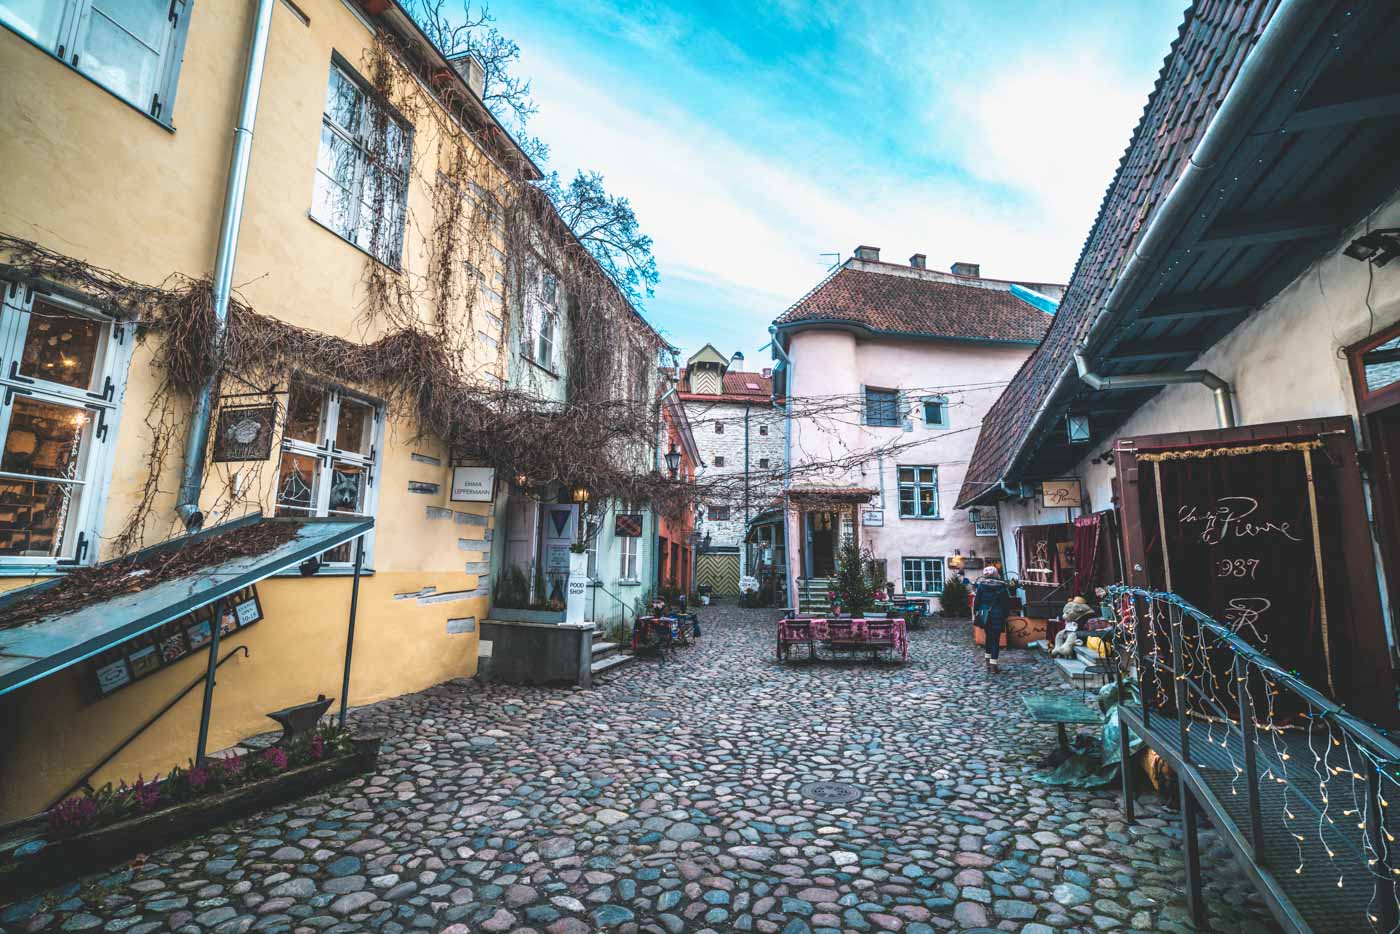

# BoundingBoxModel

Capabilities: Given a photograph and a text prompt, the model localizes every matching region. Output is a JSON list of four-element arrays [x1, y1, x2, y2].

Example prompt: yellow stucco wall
[[0, 0, 514, 818]]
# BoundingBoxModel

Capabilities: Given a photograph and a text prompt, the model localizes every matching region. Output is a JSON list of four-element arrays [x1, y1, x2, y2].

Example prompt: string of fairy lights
[[1108, 586, 1400, 932]]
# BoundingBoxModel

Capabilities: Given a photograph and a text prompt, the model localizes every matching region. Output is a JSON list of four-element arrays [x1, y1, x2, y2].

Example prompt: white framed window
[[1, 1, 192, 122], [898, 466, 939, 518], [922, 394, 949, 429], [617, 501, 640, 581], [521, 268, 558, 371], [864, 387, 900, 426], [536, 311, 555, 368], [0, 284, 130, 567], [903, 557, 945, 595], [275, 380, 383, 566], [311, 58, 411, 266]]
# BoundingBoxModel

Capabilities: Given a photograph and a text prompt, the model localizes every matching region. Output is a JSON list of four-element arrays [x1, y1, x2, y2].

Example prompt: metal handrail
[[48, 645, 250, 808], [1109, 586, 1400, 765]]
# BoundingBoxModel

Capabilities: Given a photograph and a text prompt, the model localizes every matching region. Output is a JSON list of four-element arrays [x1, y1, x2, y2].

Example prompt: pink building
[[770, 246, 1060, 611]]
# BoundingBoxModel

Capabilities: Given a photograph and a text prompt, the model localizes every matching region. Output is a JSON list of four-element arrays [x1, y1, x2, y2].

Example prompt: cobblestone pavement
[[2, 605, 1279, 934]]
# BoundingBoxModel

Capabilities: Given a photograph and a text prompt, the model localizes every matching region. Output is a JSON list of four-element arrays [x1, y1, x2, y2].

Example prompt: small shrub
[[47, 796, 97, 836], [939, 576, 971, 617]]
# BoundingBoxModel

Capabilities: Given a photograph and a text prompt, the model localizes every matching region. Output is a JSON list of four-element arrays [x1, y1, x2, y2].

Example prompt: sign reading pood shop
[[450, 466, 496, 502]]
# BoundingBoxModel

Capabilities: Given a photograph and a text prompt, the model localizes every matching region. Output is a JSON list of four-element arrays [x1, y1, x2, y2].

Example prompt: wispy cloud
[[493, 0, 1184, 357]]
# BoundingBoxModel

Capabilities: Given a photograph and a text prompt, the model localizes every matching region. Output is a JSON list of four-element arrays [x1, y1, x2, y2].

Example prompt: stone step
[[592, 640, 620, 657], [590, 654, 635, 678]]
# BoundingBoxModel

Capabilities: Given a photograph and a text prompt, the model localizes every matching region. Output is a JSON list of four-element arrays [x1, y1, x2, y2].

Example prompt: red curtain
[[1070, 514, 1101, 597]]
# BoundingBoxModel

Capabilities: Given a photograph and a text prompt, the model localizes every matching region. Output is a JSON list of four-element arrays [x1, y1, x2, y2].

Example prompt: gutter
[[652, 380, 678, 593], [175, 0, 277, 530], [769, 325, 795, 608], [978, 0, 1323, 505], [1074, 351, 1236, 429]]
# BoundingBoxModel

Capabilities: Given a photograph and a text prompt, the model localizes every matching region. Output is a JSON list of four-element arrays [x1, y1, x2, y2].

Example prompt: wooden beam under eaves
[[1104, 338, 1200, 363], [1283, 68, 1400, 132], [1138, 288, 1255, 322], [1197, 212, 1340, 250]]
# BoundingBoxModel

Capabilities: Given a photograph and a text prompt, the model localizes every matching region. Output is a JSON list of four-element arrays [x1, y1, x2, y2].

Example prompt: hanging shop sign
[[861, 509, 884, 527], [212, 404, 277, 462], [1040, 478, 1082, 509], [450, 465, 497, 502], [90, 585, 264, 699], [614, 513, 643, 537]]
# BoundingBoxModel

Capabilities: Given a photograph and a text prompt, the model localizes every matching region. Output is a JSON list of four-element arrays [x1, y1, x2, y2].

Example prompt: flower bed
[[0, 727, 380, 902]]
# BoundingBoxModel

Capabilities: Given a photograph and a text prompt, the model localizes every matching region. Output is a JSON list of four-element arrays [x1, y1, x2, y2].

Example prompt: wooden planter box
[[0, 736, 380, 903]]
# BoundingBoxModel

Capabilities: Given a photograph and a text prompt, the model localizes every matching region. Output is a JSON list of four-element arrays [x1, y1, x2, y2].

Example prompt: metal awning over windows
[[0, 513, 372, 698]]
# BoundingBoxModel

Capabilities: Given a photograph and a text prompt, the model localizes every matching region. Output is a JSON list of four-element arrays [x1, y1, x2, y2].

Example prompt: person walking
[[973, 565, 1012, 675]]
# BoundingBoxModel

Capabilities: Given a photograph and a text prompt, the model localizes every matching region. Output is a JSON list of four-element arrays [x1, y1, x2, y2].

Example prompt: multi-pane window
[[903, 557, 945, 595], [522, 269, 557, 369], [713, 455, 725, 467], [709, 504, 731, 521], [0, 287, 126, 565], [275, 381, 382, 565], [759, 424, 768, 436], [923, 395, 949, 428], [311, 61, 411, 266], [618, 501, 640, 580], [865, 387, 900, 426], [714, 421, 724, 434], [898, 466, 939, 518], [759, 457, 770, 469], [1, 1, 191, 120]]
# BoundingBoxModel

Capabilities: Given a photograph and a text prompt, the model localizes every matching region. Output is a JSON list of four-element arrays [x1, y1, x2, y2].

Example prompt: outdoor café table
[[1020, 692, 1102, 754], [633, 616, 681, 655]]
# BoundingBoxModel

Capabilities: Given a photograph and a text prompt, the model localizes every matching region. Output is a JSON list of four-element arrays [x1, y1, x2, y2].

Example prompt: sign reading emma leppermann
[[212, 404, 276, 462], [614, 513, 643, 537], [450, 466, 496, 502], [91, 585, 265, 698]]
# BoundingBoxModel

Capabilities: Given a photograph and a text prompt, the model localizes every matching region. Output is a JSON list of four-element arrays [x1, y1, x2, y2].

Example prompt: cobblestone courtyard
[[2, 606, 1278, 934]]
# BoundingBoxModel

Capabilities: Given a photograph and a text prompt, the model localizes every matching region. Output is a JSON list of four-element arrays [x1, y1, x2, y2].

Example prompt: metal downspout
[[1074, 351, 1236, 429], [991, 0, 1321, 497], [769, 326, 795, 609], [176, 0, 277, 530], [653, 383, 677, 593]]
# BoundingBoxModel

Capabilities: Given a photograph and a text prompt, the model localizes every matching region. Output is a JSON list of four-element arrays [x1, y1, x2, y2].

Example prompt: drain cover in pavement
[[800, 780, 863, 804]]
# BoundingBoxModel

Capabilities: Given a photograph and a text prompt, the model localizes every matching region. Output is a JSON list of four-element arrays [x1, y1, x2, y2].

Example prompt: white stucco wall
[[786, 326, 1036, 601], [994, 190, 1400, 617], [683, 398, 785, 555]]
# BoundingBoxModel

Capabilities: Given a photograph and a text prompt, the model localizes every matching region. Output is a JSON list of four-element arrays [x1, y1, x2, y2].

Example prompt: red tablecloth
[[777, 617, 907, 660]]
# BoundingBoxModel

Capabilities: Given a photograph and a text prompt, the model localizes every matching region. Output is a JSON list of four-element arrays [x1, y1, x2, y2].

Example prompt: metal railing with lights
[[1108, 586, 1400, 934]]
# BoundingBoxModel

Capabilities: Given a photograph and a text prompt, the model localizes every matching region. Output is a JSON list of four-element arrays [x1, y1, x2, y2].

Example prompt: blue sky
[[490, 0, 1190, 363]]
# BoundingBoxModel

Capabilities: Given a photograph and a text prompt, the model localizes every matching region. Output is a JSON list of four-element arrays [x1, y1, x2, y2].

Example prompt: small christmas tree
[[831, 538, 875, 617]]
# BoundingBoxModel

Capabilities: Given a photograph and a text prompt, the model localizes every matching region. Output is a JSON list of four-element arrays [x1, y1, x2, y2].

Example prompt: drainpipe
[[743, 399, 751, 576], [175, 0, 277, 530], [989, 0, 1320, 498], [1074, 351, 1236, 428], [769, 326, 795, 608]]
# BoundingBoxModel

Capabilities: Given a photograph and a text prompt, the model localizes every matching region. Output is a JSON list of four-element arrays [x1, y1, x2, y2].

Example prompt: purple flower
[[262, 747, 288, 771], [186, 765, 210, 791], [48, 796, 98, 836], [131, 776, 161, 813], [216, 754, 246, 780], [309, 734, 326, 760]]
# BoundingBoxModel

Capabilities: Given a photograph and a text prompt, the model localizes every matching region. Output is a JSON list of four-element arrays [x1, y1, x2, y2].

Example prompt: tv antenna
[[818, 252, 841, 272]]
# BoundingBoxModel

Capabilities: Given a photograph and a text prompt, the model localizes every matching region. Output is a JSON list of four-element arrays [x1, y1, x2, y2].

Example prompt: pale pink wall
[[786, 327, 1034, 605]]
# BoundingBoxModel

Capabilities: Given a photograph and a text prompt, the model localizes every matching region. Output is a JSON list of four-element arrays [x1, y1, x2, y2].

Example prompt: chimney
[[448, 52, 486, 100], [951, 261, 980, 278], [730, 351, 745, 370], [909, 253, 926, 269], [854, 245, 880, 262]]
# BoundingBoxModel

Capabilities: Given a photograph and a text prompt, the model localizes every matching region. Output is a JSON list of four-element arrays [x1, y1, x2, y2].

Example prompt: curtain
[[1137, 443, 1346, 720], [1070, 514, 1101, 597]]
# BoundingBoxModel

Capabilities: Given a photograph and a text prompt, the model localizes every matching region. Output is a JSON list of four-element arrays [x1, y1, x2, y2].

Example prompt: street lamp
[[664, 445, 682, 478]]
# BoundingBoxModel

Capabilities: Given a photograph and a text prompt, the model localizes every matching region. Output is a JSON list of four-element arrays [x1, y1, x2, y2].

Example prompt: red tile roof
[[677, 368, 776, 404], [957, 0, 1273, 508], [775, 268, 1053, 345]]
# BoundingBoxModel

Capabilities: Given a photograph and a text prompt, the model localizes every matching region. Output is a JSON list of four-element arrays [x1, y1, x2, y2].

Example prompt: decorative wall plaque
[[212, 404, 277, 462]]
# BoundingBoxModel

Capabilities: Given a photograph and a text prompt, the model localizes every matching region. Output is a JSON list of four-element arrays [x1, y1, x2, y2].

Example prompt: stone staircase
[[589, 626, 634, 680], [794, 577, 833, 615]]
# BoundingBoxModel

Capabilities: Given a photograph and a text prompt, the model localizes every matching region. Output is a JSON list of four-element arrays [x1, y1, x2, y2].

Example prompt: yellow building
[[0, 0, 658, 820]]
